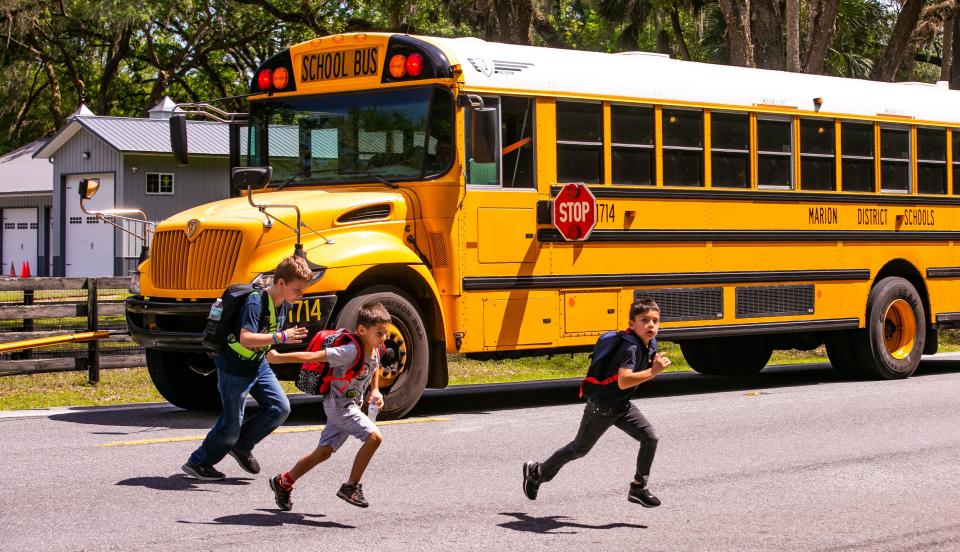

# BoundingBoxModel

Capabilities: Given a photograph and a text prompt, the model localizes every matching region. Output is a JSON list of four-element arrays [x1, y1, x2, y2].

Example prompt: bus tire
[[146, 349, 221, 411], [679, 337, 772, 376], [824, 331, 865, 377], [335, 286, 428, 420], [852, 276, 925, 379]]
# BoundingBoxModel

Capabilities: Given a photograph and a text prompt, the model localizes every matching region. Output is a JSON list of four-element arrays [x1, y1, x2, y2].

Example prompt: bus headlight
[[129, 271, 141, 295]]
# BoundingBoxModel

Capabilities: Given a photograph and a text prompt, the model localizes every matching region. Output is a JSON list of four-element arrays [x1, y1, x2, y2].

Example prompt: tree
[[871, 0, 925, 81], [717, 0, 755, 66]]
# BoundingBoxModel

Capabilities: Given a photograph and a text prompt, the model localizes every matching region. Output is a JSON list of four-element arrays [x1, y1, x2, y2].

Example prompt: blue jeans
[[188, 355, 291, 467]]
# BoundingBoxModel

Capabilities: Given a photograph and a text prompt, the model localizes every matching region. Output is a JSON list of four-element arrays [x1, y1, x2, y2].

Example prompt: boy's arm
[[617, 353, 671, 389], [239, 326, 308, 349], [369, 357, 384, 407], [267, 349, 326, 364]]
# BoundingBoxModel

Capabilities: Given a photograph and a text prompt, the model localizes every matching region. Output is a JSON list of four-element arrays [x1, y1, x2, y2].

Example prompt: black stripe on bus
[[936, 312, 960, 323], [658, 318, 860, 340], [537, 229, 960, 243], [462, 269, 870, 291], [927, 267, 960, 278], [548, 185, 960, 205]]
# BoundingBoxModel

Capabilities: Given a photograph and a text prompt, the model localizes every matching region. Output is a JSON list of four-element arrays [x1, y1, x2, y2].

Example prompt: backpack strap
[[226, 289, 273, 362], [325, 332, 366, 394]]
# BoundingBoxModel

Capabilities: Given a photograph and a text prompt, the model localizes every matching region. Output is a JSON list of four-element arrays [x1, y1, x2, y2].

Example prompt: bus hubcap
[[883, 299, 915, 360], [379, 321, 409, 389]]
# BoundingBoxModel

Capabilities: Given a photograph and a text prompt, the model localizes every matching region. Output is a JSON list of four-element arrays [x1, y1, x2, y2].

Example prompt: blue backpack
[[579, 330, 657, 398]]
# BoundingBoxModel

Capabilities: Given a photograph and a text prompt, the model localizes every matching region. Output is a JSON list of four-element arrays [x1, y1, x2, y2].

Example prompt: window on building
[[556, 101, 603, 184], [16, 223, 27, 230], [29, 223, 38, 229], [841, 122, 875, 192], [757, 117, 793, 188], [611, 104, 655, 186], [146, 173, 175, 195], [3, 223, 13, 230], [69, 217, 82, 224], [800, 118, 835, 191], [662, 108, 703, 187], [880, 126, 910, 193], [917, 128, 946, 194], [710, 112, 750, 188], [86, 217, 99, 224]]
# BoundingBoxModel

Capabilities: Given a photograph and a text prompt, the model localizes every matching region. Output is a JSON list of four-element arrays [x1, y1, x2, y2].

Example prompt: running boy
[[522, 298, 670, 506], [266, 302, 390, 509], [181, 255, 311, 480]]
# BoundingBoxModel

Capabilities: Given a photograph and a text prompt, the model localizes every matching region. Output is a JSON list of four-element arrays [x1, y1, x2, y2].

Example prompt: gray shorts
[[318, 399, 377, 452]]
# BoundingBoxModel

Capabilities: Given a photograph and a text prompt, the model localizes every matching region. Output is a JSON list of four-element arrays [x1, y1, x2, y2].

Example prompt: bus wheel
[[853, 277, 925, 379], [335, 286, 428, 420], [679, 337, 772, 376], [824, 331, 864, 377], [145, 349, 221, 411]]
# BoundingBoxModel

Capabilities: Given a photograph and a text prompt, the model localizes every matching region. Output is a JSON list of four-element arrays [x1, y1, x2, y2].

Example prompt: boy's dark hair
[[358, 302, 391, 327], [274, 255, 312, 284], [629, 298, 661, 319]]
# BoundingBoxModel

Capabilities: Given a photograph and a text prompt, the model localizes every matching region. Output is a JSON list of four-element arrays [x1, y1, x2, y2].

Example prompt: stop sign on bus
[[553, 182, 597, 241]]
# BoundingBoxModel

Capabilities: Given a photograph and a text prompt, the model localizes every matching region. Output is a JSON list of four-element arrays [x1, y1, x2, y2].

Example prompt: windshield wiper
[[340, 171, 399, 189], [274, 172, 313, 191]]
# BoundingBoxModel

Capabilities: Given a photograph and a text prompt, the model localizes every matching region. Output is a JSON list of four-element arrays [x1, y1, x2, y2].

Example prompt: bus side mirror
[[170, 114, 189, 165], [470, 108, 498, 164], [78, 178, 100, 200], [232, 166, 272, 192]]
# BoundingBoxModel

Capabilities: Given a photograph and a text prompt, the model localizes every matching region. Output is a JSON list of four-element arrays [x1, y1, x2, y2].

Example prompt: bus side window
[[841, 121, 875, 192], [880, 125, 910, 193], [466, 97, 500, 186], [501, 97, 535, 188], [662, 108, 704, 187], [917, 128, 946, 194], [557, 101, 603, 184]]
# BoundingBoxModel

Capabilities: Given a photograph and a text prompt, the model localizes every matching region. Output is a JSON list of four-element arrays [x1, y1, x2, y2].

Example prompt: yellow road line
[[97, 416, 453, 447]]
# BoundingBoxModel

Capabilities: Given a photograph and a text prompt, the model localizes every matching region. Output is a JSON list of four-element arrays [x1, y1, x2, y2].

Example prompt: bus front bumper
[[125, 295, 338, 352]]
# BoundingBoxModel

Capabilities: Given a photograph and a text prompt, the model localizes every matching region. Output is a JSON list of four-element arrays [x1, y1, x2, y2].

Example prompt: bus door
[[461, 96, 552, 347]]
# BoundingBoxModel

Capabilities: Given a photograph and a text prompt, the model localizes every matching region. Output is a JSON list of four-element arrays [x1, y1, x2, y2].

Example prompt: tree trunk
[[752, 0, 786, 69], [943, 10, 955, 82], [656, 27, 671, 54], [951, 8, 960, 88], [785, 0, 800, 71], [718, 0, 755, 67], [96, 24, 133, 116], [43, 61, 63, 128], [871, 0, 925, 81], [671, 6, 692, 60], [803, 0, 840, 74]]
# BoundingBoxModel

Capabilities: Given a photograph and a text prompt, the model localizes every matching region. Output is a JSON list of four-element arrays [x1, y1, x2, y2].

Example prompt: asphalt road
[[3, 356, 960, 551]]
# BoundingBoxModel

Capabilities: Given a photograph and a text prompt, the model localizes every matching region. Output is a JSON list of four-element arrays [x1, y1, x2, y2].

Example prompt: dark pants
[[539, 400, 658, 484], [188, 355, 291, 467]]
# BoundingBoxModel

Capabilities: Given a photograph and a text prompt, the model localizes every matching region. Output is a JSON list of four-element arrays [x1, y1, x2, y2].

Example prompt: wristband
[[272, 331, 281, 345], [281, 331, 287, 343]]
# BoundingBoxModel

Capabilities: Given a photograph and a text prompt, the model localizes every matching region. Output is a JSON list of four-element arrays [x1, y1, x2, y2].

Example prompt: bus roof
[[421, 35, 960, 125]]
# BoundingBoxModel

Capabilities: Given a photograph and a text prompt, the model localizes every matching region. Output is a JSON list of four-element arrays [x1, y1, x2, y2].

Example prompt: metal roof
[[0, 140, 53, 194], [33, 116, 231, 159]]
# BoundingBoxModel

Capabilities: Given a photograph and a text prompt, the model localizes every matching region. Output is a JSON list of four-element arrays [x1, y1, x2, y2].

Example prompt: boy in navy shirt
[[181, 256, 311, 480], [523, 299, 670, 506]]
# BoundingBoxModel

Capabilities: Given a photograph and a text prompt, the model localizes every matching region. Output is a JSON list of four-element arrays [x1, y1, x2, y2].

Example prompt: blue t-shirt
[[221, 291, 288, 372]]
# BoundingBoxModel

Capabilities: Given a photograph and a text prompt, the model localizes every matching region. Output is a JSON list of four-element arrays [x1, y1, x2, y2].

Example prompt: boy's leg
[[269, 444, 334, 511], [348, 430, 383, 484], [536, 401, 618, 482], [614, 403, 659, 484], [185, 360, 255, 477], [232, 358, 291, 467], [321, 402, 379, 508], [615, 402, 661, 507]]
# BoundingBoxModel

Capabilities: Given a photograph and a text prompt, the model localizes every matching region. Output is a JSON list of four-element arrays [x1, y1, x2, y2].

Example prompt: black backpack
[[201, 284, 271, 354], [579, 330, 654, 398]]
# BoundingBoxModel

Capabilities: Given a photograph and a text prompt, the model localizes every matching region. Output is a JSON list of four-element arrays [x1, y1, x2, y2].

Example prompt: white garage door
[[65, 174, 114, 277], [2, 208, 38, 277]]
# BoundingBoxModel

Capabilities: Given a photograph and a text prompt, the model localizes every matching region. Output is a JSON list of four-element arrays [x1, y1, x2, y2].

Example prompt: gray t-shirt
[[323, 342, 379, 407]]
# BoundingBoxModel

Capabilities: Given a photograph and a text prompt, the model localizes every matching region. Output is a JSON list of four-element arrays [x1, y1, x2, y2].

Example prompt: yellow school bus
[[117, 32, 960, 418]]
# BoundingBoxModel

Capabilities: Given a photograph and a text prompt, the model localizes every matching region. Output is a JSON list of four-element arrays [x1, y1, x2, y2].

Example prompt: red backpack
[[295, 329, 365, 396]]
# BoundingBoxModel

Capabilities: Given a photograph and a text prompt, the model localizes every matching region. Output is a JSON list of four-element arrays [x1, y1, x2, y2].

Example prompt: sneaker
[[228, 449, 261, 474], [337, 482, 369, 508], [181, 462, 225, 481], [628, 481, 661, 508], [522, 461, 541, 501], [269, 475, 293, 511]]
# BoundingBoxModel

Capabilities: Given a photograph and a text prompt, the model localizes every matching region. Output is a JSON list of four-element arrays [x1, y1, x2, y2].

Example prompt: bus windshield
[[249, 87, 453, 185]]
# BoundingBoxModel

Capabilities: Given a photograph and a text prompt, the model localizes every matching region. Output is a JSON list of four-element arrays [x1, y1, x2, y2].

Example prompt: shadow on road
[[177, 508, 355, 529], [116, 473, 253, 491], [497, 512, 647, 534], [41, 358, 960, 429]]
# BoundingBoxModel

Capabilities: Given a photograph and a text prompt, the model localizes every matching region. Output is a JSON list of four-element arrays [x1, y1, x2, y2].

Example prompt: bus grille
[[736, 285, 815, 318], [633, 287, 724, 322], [151, 229, 243, 290]]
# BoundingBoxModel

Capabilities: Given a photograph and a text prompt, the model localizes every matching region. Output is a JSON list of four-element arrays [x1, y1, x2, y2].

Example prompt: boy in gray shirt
[[266, 302, 390, 509]]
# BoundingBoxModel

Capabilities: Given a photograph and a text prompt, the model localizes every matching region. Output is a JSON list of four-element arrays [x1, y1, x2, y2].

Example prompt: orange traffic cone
[[9, 263, 16, 277], [20, 261, 30, 278]]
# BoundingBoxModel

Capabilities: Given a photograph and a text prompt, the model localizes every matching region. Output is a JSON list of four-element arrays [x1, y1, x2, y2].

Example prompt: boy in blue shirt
[[181, 256, 311, 480], [523, 299, 670, 507]]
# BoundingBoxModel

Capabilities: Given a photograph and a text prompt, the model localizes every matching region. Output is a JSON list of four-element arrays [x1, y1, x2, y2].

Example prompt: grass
[[2, 330, 959, 411]]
